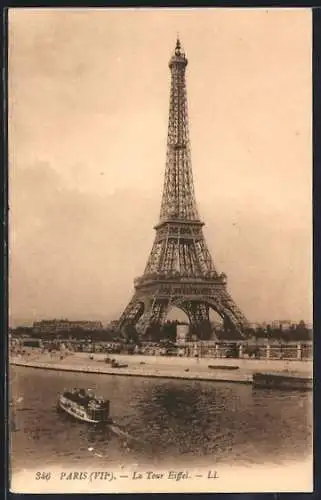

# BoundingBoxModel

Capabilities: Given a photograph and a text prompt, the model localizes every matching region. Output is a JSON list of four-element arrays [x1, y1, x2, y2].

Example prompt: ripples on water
[[10, 366, 312, 470]]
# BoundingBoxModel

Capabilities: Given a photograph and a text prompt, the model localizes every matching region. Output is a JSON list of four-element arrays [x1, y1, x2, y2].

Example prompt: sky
[[8, 8, 312, 327]]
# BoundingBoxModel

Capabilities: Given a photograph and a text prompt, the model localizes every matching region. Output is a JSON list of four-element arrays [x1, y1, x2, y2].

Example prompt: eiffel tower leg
[[185, 301, 212, 341], [222, 292, 248, 329], [117, 294, 145, 331], [186, 301, 208, 324], [206, 292, 248, 337], [136, 298, 170, 335]]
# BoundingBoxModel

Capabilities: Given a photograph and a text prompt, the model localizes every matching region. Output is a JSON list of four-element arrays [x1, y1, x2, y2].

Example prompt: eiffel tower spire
[[116, 40, 249, 339], [159, 38, 200, 223]]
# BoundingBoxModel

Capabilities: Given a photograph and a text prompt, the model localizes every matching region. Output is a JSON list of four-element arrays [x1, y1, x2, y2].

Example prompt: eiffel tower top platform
[[117, 39, 249, 339]]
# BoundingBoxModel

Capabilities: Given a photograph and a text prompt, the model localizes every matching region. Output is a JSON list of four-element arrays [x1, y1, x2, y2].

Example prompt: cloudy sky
[[8, 8, 312, 326]]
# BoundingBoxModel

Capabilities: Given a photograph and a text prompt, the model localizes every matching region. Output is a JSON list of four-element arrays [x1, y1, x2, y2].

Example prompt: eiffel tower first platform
[[117, 39, 249, 340]]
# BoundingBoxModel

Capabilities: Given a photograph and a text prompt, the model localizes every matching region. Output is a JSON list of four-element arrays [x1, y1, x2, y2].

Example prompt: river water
[[10, 366, 312, 472]]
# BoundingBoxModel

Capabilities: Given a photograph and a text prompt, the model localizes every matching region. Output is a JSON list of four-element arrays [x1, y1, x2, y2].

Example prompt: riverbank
[[10, 351, 313, 386]]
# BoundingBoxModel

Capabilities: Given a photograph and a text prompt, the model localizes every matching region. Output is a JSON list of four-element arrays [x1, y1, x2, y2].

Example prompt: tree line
[[10, 319, 312, 343]]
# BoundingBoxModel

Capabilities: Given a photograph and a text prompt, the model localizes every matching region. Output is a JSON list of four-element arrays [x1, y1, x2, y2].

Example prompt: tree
[[160, 322, 176, 342], [124, 324, 139, 344]]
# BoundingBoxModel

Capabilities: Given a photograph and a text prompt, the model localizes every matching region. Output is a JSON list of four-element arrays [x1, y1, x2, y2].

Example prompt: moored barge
[[253, 372, 313, 391]]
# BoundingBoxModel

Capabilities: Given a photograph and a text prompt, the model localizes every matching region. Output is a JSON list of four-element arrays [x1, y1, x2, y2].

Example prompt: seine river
[[10, 366, 312, 472]]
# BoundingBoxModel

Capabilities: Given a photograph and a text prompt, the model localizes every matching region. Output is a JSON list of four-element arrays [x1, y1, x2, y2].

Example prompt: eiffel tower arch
[[117, 39, 249, 340]]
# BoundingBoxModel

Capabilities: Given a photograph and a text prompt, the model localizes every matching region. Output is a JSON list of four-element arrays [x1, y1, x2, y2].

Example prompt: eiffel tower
[[117, 39, 249, 340]]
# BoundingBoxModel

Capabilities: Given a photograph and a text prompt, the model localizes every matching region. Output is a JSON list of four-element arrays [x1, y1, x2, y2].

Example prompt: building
[[271, 320, 293, 330], [248, 322, 264, 330], [32, 319, 103, 334], [176, 324, 189, 344]]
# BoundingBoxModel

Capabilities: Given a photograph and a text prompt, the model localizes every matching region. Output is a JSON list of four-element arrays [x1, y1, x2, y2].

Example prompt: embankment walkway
[[10, 352, 313, 386]]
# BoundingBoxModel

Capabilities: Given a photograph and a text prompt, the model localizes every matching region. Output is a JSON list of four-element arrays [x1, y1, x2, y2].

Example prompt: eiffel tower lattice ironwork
[[117, 39, 249, 339]]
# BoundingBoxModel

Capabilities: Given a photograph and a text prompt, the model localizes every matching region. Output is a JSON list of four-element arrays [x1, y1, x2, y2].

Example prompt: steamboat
[[57, 388, 112, 424]]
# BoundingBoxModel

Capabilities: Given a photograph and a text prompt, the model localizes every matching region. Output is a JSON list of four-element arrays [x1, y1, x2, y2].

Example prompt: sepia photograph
[[8, 7, 312, 493]]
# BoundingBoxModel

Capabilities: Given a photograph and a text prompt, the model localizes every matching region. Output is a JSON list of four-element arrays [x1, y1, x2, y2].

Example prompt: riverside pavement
[[10, 351, 312, 385]]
